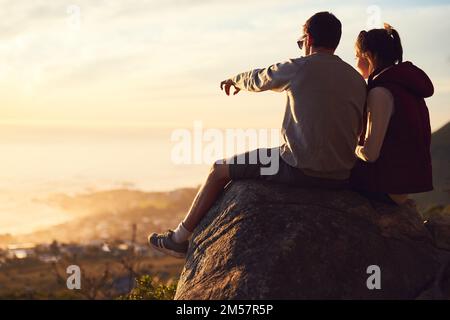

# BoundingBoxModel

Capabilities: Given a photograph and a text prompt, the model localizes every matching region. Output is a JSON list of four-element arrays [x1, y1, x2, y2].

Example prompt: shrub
[[118, 275, 177, 300]]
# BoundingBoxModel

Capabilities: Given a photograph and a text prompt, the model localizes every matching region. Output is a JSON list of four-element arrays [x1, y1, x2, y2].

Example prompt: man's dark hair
[[304, 12, 342, 50]]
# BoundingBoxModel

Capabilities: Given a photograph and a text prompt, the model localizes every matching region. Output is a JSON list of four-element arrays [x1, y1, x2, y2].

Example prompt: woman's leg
[[181, 161, 231, 232]]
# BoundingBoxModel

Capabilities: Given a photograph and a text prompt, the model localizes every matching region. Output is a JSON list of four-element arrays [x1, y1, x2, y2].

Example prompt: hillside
[[413, 122, 450, 209]]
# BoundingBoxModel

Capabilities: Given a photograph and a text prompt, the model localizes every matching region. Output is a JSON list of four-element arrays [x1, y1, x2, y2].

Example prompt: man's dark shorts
[[222, 147, 349, 190]]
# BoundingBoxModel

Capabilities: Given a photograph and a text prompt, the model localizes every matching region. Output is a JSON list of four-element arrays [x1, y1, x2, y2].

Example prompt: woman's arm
[[356, 87, 394, 162]]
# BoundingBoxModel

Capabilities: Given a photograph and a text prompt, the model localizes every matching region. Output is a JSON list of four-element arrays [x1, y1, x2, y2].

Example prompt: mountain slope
[[413, 122, 450, 209]]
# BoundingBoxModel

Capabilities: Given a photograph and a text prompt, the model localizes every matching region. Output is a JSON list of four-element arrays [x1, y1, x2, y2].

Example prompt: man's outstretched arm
[[220, 60, 299, 95]]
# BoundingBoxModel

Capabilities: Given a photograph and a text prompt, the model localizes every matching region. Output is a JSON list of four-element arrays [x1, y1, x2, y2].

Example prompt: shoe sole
[[148, 234, 186, 259]]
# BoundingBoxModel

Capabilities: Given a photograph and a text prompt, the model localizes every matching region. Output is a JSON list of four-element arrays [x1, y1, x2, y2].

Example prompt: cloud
[[0, 0, 448, 129]]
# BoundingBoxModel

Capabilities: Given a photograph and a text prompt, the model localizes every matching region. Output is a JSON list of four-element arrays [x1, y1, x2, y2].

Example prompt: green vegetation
[[0, 254, 183, 300], [119, 275, 177, 300]]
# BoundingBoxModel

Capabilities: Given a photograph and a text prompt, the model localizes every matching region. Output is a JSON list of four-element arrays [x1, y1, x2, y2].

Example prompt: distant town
[[0, 188, 198, 299]]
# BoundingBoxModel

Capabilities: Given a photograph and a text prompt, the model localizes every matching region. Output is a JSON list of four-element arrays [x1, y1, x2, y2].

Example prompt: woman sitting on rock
[[351, 23, 434, 206]]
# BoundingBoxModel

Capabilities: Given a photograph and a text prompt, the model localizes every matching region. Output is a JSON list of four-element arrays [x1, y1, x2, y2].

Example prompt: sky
[[0, 0, 449, 131]]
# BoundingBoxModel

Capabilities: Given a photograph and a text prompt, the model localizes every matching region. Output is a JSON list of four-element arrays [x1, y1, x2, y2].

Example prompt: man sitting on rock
[[149, 11, 367, 258]]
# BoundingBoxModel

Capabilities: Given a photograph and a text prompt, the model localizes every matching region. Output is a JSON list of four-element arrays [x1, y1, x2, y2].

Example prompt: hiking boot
[[148, 230, 189, 259]]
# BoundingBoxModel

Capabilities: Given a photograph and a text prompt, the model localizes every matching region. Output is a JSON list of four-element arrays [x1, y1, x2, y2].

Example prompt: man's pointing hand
[[220, 79, 241, 96]]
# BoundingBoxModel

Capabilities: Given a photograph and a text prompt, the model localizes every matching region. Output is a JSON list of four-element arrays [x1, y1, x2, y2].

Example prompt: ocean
[[0, 124, 210, 235]]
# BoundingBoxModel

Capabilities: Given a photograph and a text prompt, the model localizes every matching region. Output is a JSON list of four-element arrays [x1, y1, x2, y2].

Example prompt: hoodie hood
[[375, 61, 434, 98]]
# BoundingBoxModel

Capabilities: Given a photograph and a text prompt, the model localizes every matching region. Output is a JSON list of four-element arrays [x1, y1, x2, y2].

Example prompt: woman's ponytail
[[384, 23, 403, 64]]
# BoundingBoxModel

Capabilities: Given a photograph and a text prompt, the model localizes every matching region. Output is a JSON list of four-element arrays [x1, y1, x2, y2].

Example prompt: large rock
[[424, 208, 450, 251], [175, 181, 450, 300]]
